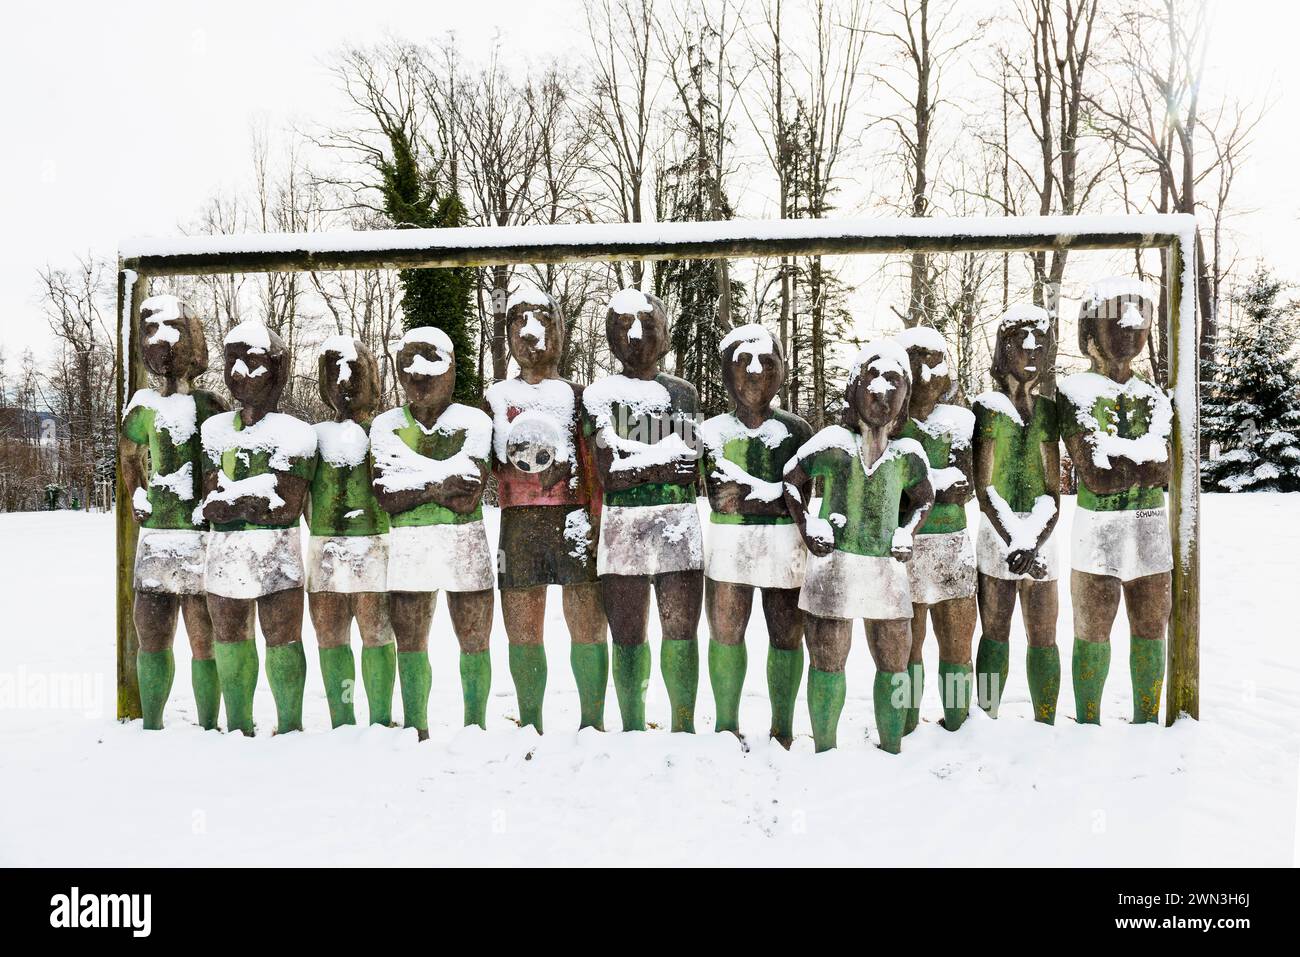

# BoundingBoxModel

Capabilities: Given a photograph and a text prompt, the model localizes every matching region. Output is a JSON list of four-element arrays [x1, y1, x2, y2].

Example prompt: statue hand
[[891, 544, 913, 564], [1006, 548, 1036, 576]]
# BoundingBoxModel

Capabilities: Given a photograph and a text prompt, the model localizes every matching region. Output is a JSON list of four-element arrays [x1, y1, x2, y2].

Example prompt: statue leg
[[180, 594, 220, 730], [805, 616, 851, 752], [601, 574, 651, 732], [134, 591, 179, 731], [448, 589, 494, 730], [207, 595, 258, 736], [933, 595, 977, 732], [389, 590, 435, 739], [705, 578, 752, 737], [259, 587, 306, 734], [975, 573, 1016, 717], [1070, 570, 1121, 725], [864, 618, 912, 754], [656, 569, 704, 733], [562, 581, 608, 731], [1123, 571, 1171, 724], [355, 592, 395, 727], [1020, 578, 1060, 724], [307, 591, 357, 729], [904, 602, 928, 735], [760, 587, 804, 749], [501, 586, 547, 733]]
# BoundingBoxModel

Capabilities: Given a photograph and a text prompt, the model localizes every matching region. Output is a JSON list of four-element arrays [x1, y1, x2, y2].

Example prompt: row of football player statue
[[122, 277, 1173, 753]]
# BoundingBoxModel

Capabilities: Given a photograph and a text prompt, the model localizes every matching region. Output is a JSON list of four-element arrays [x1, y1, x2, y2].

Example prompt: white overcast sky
[[0, 0, 1295, 358]]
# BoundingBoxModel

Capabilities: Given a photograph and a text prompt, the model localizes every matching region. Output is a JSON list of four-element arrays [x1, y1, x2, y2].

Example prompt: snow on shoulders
[[608, 288, 654, 316], [1085, 276, 1158, 307], [787, 424, 858, 472], [893, 325, 948, 355], [582, 374, 671, 424], [974, 391, 1025, 427], [370, 404, 486, 493], [1058, 372, 1172, 467], [202, 410, 317, 469], [224, 320, 271, 352], [699, 412, 790, 454], [485, 377, 577, 461], [125, 388, 198, 443], [916, 403, 975, 449], [400, 326, 455, 353], [437, 403, 493, 458], [314, 419, 369, 468]]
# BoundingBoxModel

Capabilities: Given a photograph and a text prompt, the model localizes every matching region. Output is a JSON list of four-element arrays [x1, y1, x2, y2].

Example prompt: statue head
[[506, 285, 564, 378], [605, 288, 669, 375], [395, 326, 456, 409], [141, 295, 207, 385], [223, 321, 289, 410], [318, 336, 380, 422], [991, 305, 1052, 391], [1078, 279, 1156, 371], [895, 326, 954, 418], [719, 324, 784, 418], [844, 340, 912, 436]]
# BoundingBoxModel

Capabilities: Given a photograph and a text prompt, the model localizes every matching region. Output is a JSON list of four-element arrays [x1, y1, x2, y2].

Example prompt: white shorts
[[206, 526, 304, 600], [977, 514, 1059, 582], [799, 550, 913, 621], [1071, 506, 1173, 582], [597, 502, 704, 577], [134, 528, 207, 595], [705, 521, 806, 590], [909, 530, 976, 604], [306, 534, 388, 593], [386, 521, 494, 593]]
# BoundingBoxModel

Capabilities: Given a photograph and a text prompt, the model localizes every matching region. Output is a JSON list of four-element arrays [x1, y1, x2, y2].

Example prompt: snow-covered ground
[[1, 495, 1296, 866]]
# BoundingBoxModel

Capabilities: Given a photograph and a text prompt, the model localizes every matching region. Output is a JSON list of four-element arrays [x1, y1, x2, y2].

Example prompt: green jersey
[[973, 392, 1058, 514], [790, 427, 929, 558], [308, 419, 389, 537], [199, 410, 318, 532], [1058, 372, 1170, 512], [700, 409, 809, 525], [370, 403, 492, 527], [121, 388, 223, 531], [899, 403, 975, 534]]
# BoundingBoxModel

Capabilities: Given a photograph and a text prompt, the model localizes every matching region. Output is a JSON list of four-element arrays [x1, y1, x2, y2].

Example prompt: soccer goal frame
[[115, 213, 1201, 726]]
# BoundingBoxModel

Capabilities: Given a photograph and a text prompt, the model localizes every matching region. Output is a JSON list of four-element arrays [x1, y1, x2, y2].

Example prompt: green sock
[[1130, 636, 1165, 725], [317, 645, 357, 729], [1072, 638, 1111, 725], [766, 645, 803, 747], [570, 642, 608, 731], [660, 639, 699, 733], [708, 640, 747, 735], [509, 644, 547, 733], [361, 644, 396, 726], [137, 649, 175, 731], [937, 661, 973, 732], [903, 661, 924, 735], [612, 643, 650, 732], [397, 650, 432, 732], [1026, 645, 1061, 725], [191, 657, 221, 731], [213, 639, 258, 735], [874, 670, 910, 754], [459, 650, 491, 729], [807, 668, 846, 753], [265, 642, 306, 734], [975, 637, 1011, 718]]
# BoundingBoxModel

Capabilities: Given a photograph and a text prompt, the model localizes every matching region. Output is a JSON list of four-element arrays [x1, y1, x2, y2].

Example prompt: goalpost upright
[[115, 213, 1201, 726]]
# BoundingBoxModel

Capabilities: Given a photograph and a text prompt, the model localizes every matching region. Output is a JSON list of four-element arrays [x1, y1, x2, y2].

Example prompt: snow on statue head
[[991, 304, 1052, 389], [845, 339, 912, 435], [505, 409, 567, 475], [506, 284, 564, 376], [141, 295, 208, 384], [605, 288, 669, 373], [1078, 277, 1157, 369], [396, 326, 455, 407], [894, 325, 955, 415], [719, 323, 784, 414], [223, 320, 289, 411], [318, 335, 380, 422]]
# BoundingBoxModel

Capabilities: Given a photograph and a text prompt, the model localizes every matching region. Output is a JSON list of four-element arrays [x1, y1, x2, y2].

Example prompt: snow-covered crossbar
[[115, 213, 1201, 727]]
